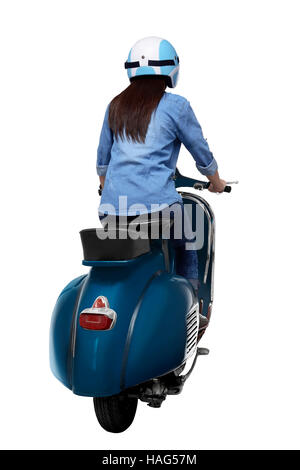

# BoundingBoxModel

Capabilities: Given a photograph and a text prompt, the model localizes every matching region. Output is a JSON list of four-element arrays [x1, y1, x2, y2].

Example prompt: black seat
[[80, 228, 150, 261], [80, 218, 173, 261]]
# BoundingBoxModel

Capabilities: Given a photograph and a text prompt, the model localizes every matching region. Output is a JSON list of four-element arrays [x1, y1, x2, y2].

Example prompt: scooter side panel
[[49, 275, 87, 389], [123, 273, 195, 389], [71, 250, 165, 397]]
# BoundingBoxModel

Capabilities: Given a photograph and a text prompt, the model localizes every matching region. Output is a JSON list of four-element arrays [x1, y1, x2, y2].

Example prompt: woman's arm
[[176, 100, 226, 192], [96, 105, 113, 182]]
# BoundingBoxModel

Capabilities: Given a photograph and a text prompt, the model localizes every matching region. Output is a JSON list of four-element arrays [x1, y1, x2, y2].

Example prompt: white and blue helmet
[[125, 37, 180, 88]]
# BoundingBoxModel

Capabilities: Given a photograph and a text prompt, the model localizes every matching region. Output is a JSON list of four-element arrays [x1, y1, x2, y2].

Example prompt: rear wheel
[[93, 393, 138, 433]]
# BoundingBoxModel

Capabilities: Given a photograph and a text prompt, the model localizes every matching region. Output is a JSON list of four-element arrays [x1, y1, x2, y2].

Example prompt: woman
[[96, 37, 226, 322]]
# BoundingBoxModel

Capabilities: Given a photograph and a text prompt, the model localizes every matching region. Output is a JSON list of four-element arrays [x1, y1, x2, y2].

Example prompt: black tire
[[93, 393, 138, 433]]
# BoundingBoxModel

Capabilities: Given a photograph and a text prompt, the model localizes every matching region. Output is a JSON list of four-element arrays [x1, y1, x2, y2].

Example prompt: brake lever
[[193, 182, 209, 191]]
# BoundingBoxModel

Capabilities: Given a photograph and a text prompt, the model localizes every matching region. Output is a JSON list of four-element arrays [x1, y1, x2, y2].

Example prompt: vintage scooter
[[49, 169, 234, 433]]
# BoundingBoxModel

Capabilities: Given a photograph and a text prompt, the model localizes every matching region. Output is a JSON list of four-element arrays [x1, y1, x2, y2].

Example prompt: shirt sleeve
[[96, 105, 113, 176], [176, 100, 218, 176]]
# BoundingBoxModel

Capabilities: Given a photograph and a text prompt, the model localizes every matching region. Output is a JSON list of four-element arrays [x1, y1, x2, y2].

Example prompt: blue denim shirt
[[96, 92, 218, 215]]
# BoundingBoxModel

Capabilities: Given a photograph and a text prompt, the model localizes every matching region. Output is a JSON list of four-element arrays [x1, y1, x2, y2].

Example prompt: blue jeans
[[163, 202, 199, 281], [99, 202, 199, 283]]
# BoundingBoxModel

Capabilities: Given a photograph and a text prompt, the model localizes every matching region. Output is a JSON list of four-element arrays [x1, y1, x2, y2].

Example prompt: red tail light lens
[[79, 313, 113, 330], [79, 296, 116, 331]]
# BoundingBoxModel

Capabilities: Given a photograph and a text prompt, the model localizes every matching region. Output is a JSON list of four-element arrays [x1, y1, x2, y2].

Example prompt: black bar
[[148, 59, 176, 67], [124, 61, 140, 69], [0, 450, 199, 464], [0, 449, 293, 462]]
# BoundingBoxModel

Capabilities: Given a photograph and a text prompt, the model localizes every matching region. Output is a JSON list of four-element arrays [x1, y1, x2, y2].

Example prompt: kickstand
[[181, 347, 209, 384]]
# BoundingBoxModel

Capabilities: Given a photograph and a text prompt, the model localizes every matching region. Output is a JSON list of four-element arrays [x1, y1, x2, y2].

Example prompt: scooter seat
[[80, 218, 173, 261], [80, 228, 150, 261]]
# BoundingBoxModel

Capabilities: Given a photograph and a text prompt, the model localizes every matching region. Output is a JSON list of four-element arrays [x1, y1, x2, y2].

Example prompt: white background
[[0, 0, 299, 450]]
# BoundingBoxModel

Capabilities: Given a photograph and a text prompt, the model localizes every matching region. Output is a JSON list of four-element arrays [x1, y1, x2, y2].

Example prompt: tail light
[[79, 296, 117, 331]]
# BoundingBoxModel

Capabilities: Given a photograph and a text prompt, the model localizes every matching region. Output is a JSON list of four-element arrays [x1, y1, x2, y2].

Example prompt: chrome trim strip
[[93, 295, 109, 307], [67, 276, 87, 387], [161, 239, 170, 272], [71, 276, 88, 358], [184, 302, 199, 359], [186, 303, 199, 319]]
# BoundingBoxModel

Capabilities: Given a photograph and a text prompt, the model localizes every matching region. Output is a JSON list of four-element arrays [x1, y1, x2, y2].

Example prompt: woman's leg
[[166, 203, 199, 288], [167, 203, 208, 330]]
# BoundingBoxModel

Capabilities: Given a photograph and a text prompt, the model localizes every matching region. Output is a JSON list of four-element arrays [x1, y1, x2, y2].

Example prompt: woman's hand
[[100, 175, 105, 189], [208, 179, 227, 193], [207, 171, 227, 193]]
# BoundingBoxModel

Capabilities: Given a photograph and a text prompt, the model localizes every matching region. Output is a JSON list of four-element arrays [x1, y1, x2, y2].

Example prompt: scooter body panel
[[123, 272, 195, 389], [51, 246, 191, 396], [49, 274, 87, 389], [72, 250, 164, 397]]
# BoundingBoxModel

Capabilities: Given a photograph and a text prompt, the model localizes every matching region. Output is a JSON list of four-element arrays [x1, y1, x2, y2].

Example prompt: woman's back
[[97, 92, 217, 216]]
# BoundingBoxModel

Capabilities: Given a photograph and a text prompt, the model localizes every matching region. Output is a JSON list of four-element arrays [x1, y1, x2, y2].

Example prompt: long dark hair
[[108, 77, 167, 143]]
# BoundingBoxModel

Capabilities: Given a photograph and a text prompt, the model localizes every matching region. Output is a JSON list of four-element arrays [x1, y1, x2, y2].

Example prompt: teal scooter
[[49, 169, 234, 433]]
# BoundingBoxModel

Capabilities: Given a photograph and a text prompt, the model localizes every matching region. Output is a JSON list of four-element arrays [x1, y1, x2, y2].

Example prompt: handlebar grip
[[193, 182, 232, 193]]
